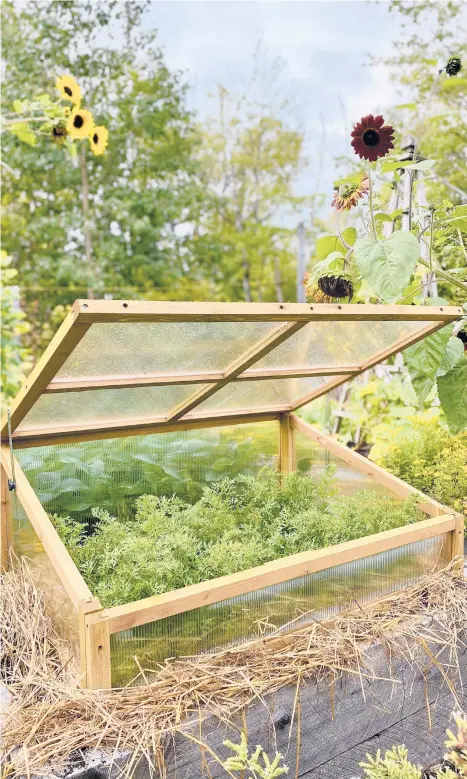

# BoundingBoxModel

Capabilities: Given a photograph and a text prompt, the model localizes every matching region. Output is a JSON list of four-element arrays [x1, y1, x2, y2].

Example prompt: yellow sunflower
[[90, 126, 109, 156], [56, 75, 81, 106], [67, 108, 94, 140]]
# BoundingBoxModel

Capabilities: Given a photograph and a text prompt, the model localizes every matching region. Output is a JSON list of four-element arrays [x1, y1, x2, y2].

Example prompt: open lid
[[3, 299, 462, 447]]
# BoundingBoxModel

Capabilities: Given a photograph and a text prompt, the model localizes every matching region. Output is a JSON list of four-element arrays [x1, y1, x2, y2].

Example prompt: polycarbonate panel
[[11, 495, 80, 665], [56, 321, 279, 379], [295, 427, 390, 496], [194, 377, 345, 413], [17, 422, 279, 528], [19, 383, 208, 430], [110, 532, 450, 686], [254, 320, 431, 370]]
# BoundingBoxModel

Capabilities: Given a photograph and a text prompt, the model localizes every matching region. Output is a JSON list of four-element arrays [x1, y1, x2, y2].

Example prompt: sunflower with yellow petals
[[56, 75, 82, 106], [67, 108, 94, 140], [90, 126, 109, 156]]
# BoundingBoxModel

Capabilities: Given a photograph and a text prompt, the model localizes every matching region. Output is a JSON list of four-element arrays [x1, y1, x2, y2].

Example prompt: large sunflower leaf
[[404, 325, 452, 405], [316, 228, 357, 260], [354, 231, 420, 302], [437, 357, 467, 434], [437, 336, 465, 377]]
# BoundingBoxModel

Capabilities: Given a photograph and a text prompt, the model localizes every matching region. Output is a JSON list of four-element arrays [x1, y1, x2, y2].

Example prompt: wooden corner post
[[79, 604, 111, 689], [279, 413, 295, 475], [1, 461, 13, 572], [451, 513, 465, 567]]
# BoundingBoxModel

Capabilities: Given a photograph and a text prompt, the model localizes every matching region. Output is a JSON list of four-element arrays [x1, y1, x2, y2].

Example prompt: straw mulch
[[2, 559, 467, 778]]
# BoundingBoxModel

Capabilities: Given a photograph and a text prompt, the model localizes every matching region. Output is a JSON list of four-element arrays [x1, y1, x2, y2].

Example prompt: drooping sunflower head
[[332, 174, 369, 211], [456, 328, 467, 351], [51, 123, 68, 144], [317, 272, 354, 301], [351, 114, 395, 162], [90, 126, 109, 156], [56, 75, 82, 106], [66, 108, 94, 140], [304, 276, 335, 304], [445, 57, 462, 77]]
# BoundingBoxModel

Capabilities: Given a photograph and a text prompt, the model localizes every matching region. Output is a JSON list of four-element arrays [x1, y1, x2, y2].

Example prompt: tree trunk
[[79, 145, 95, 299], [273, 255, 284, 303], [242, 249, 252, 302]]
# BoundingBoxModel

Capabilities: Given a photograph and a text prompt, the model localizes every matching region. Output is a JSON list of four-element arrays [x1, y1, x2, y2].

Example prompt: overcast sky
[[144, 0, 406, 207]]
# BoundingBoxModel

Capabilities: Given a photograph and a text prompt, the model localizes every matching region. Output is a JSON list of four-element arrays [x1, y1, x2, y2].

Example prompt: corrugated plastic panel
[[110, 532, 450, 686], [294, 426, 390, 496], [17, 421, 279, 528], [11, 496, 80, 668]]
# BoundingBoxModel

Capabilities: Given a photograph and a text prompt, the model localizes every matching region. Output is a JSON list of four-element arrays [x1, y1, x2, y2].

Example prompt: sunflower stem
[[418, 257, 467, 295], [367, 168, 378, 241]]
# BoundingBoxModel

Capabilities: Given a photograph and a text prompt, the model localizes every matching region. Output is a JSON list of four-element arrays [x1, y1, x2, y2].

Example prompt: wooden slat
[[0, 311, 90, 438], [289, 319, 454, 411], [11, 409, 283, 448], [0, 447, 96, 609], [99, 514, 456, 634], [1, 463, 13, 572], [72, 299, 463, 323], [44, 365, 358, 393], [166, 321, 309, 422], [279, 414, 294, 473], [289, 415, 456, 518], [84, 612, 111, 689], [451, 513, 465, 561]]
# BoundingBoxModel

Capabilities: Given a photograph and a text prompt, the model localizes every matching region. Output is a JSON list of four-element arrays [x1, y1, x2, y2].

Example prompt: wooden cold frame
[[1, 300, 462, 447], [2, 299, 464, 688], [4, 414, 463, 688]]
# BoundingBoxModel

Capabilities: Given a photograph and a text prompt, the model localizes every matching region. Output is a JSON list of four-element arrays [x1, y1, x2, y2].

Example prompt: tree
[[384, 0, 467, 302], [0, 252, 32, 411], [1, 0, 207, 358], [192, 87, 308, 302]]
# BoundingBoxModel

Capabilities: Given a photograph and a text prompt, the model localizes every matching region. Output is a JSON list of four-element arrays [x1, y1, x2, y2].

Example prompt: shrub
[[52, 468, 425, 609], [373, 418, 467, 519]]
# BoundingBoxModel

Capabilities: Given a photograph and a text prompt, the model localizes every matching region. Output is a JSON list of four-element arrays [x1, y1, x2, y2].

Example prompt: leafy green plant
[[18, 423, 278, 525], [372, 417, 467, 520], [222, 732, 288, 778], [359, 745, 422, 779], [51, 468, 424, 608]]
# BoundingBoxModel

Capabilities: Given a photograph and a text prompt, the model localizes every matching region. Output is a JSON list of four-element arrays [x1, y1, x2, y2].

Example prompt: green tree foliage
[[0, 252, 32, 410], [192, 87, 307, 301], [386, 0, 467, 300], [1, 0, 207, 358]]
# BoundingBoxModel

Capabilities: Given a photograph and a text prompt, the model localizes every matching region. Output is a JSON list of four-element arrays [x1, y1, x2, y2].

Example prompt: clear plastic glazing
[[11, 495, 80, 665], [110, 532, 450, 686]]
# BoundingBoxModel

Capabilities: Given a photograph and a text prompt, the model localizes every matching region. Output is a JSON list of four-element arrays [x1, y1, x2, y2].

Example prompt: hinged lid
[[3, 299, 462, 446]]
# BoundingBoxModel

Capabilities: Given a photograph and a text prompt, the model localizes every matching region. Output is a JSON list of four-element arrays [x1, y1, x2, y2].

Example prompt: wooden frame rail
[[86, 513, 457, 635], [45, 365, 356, 393], [0, 448, 96, 611]]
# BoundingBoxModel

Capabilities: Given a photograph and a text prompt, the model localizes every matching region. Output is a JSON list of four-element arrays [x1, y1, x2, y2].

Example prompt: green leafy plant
[[18, 424, 278, 524], [373, 417, 467, 520], [51, 468, 424, 608], [359, 745, 422, 779], [222, 732, 288, 778]]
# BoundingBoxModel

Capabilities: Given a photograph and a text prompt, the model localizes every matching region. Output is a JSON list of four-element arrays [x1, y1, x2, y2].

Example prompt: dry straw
[[2, 558, 466, 777]]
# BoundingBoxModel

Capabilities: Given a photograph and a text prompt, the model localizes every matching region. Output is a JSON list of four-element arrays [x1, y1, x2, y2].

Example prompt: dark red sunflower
[[351, 114, 395, 162]]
